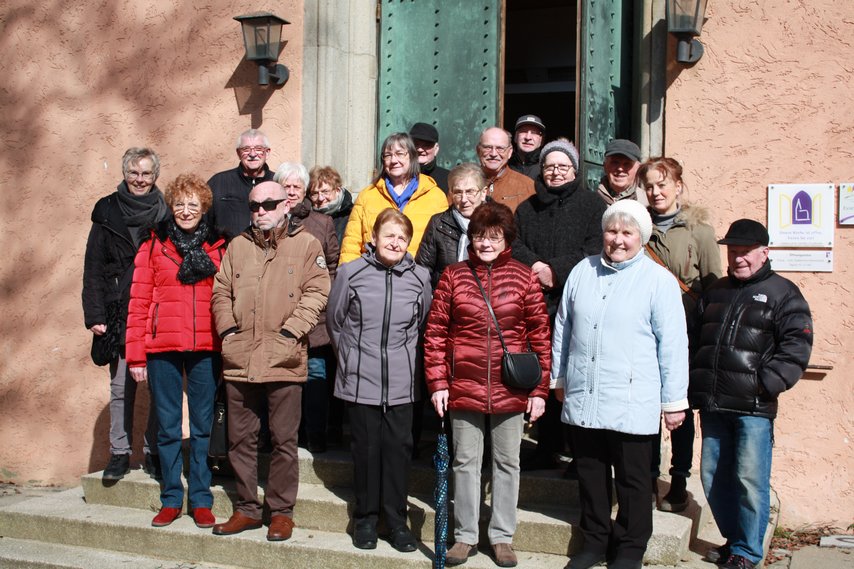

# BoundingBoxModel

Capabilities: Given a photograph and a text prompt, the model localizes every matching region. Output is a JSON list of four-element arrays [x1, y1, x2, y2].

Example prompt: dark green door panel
[[377, 0, 501, 168], [577, 0, 635, 190]]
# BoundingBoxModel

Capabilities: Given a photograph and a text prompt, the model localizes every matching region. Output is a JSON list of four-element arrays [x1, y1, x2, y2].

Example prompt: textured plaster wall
[[664, 1, 853, 526], [0, 1, 303, 482]]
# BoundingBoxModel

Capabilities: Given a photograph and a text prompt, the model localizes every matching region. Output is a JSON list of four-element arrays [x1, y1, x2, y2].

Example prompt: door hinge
[[376, 0, 381, 22]]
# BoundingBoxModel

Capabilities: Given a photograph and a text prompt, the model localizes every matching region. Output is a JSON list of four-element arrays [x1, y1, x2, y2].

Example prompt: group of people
[[82, 116, 813, 569]]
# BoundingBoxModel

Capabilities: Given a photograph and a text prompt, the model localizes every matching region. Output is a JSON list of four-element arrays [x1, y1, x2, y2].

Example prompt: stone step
[[81, 468, 693, 564], [229, 446, 584, 509], [0, 537, 241, 569], [0, 488, 573, 569]]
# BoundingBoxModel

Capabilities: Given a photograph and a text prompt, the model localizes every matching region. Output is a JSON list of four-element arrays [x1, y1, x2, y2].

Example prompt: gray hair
[[235, 128, 270, 149], [273, 162, 309, 188], [374, 132, 420, 184], [122, 147, 160, 180], [448, 162, 486, 190]]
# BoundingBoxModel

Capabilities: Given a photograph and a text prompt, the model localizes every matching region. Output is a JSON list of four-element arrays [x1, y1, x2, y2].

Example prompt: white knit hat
[[602, 199, 653, 244]]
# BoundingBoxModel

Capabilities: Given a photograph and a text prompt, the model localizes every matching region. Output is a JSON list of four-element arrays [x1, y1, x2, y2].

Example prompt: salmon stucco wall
[[663, 1, 853, 527], [0, 1, 303, 483]]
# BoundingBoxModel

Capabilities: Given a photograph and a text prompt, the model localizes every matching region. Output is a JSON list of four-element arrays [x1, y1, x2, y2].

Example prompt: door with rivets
[[376, 0, 502, 168], [577, 0, 635, 191]]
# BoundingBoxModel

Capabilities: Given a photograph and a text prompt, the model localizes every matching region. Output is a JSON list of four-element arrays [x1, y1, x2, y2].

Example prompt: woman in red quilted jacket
[[424, 201, 551, 568], [126, 174, 226, 530]]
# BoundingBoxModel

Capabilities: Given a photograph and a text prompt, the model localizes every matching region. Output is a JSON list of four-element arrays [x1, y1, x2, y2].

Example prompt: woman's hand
[[89, 324, 107, 336], [129, 366, 148, 383], [431, 389, 449, 418], [526, 396, 546, 422], [663, 410, 687, 431]]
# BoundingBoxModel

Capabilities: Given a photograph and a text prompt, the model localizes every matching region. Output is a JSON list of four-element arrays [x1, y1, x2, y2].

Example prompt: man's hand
[[89, 324, 107, 336], [531, 261, 555, 290], [663, 410, 686, 431], [526, 396, 546, 422]]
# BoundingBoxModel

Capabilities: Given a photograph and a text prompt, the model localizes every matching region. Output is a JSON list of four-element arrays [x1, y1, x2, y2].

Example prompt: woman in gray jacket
[[326, 208, 432, 553]]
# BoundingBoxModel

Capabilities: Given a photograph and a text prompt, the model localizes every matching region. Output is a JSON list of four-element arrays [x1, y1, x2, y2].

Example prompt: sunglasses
[[248, 198, 286, 212]]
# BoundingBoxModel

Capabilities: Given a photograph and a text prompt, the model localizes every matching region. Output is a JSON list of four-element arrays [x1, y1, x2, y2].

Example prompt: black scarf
[[116, 181, 169, 228], [166, 219, 218, 284]]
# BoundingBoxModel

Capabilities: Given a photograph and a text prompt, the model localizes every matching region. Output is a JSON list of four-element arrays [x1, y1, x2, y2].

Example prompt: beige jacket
[[211, 222, 330, 383]]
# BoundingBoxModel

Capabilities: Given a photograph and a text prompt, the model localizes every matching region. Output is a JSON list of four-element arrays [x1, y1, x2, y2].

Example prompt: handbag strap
[[468, 265, 509, 354], [644, 243, 699, 300]]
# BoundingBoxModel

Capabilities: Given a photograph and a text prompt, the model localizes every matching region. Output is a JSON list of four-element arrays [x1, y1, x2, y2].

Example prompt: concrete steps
[[0, 447, 707, 568]]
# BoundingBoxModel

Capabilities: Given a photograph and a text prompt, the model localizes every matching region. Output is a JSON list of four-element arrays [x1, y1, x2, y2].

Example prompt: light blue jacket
[[551, 252, 689, 435]]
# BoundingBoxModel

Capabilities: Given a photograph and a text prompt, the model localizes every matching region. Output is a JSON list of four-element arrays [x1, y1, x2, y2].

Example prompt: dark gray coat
[[326, 245, 432, 408]]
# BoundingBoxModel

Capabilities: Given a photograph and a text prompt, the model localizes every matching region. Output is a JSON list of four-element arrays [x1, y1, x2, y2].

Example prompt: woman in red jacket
[[424, 201, 551, 568], [126, 174, 226, 529]]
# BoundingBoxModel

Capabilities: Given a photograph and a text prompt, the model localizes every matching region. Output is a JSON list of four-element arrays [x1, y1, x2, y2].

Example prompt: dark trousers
[[533, 390, 567, 456], [226, 381, 302, 518], [652, 410, 695, 478], [348, 402, 413, 531], [570, 426, 655, 562]]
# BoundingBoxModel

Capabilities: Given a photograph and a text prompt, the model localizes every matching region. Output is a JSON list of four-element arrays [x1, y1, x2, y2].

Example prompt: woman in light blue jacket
[[552, 200, 688, 569]]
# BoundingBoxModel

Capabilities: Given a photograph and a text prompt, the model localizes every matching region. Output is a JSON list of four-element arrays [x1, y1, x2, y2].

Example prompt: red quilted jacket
[[423, 248, 551, 414], [125, 228, 226, 367]]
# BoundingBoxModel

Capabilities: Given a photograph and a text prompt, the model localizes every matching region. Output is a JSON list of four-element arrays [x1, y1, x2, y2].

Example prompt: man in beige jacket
[[211, 181, 330, 541]]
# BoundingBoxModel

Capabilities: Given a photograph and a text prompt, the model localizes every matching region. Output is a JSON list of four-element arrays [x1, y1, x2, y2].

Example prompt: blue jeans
[[147, 352, 219, 509], [700, 411, 773, 564]]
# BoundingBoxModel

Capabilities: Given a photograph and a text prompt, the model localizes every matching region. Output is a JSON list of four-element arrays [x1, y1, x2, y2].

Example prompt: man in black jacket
[[690, 219, 812, 569], [207, 129, 275, 239], [409, 122, 450, 193], [508, 114, 545, 180]]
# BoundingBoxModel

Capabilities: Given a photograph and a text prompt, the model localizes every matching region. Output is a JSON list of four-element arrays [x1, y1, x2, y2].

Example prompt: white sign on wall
[[839, 183, 854, 226], [769, 249, 833, 272], [767, 184, 834, 247]]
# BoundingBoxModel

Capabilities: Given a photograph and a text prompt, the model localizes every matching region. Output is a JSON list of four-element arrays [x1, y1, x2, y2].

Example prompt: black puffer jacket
[[415, 208, 462, 289], [689, 261, 813, 419], [512, 177, 606, 317]]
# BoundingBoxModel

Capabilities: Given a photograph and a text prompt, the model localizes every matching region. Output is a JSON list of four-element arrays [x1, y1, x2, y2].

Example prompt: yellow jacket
[[339, 174, 448, 264]]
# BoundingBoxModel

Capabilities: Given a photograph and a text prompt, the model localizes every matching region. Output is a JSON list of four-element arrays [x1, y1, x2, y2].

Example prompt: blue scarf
[[384, 176, 420, 211]]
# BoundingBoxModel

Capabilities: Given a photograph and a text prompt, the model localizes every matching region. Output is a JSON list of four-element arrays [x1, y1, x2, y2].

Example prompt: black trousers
[[348, 402, 413, 531], [570, 426, 654, 562]]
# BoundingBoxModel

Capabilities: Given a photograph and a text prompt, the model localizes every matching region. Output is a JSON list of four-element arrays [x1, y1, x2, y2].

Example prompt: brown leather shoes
[[446, 542, 477, 565], [493, 543, 518, 568], [267, 515, 295, 541], [212, 511, 262, 535]]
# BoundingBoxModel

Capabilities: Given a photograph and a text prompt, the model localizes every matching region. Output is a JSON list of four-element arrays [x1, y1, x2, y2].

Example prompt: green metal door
[[577, 0, 635, 190], [377, 0, 502, 168]]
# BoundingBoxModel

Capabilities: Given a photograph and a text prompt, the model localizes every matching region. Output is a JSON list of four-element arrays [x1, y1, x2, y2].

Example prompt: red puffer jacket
[[424, 248, 551, 414], [125, 227, 226, 367]]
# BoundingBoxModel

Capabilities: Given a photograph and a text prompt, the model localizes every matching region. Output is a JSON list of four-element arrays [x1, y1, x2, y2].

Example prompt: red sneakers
[[192, 507, 216, 528], [151, 507, 182, 527]]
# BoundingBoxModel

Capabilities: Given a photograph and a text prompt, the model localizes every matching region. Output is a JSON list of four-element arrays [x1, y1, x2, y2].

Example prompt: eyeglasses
[[472, 235, 505, 244], [173, 203, 201, 214], [382, 151, 409, 162], [309, 188, 338, 199], [249, 198, 286, 212], [451, 189, 483, 200], [126, 170, 155, 181], [543, 164, 574, 174], [478, 144, 509, 154], [238, 146, 269, 155]]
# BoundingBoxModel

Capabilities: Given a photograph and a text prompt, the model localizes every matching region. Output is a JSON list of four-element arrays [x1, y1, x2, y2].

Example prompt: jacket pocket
[[270, 332, 301, 369], [221, 330, 250, 374]]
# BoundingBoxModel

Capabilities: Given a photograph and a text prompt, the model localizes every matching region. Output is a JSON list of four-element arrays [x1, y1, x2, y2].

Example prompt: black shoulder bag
[[468, 265, 542, 391]]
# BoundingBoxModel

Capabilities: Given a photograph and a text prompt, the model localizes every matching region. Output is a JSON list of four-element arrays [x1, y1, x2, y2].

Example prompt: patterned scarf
[[166, 219, 218, 284]]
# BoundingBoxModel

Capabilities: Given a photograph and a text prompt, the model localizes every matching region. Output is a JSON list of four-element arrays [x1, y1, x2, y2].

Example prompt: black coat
[[206, 164, 274, 240], [415, 208, 463, 289], [328, 189, 355, 245], [689, 261, 813, 419], [512, 177, 606, 317], [421, 160, 450, 194], [82, 191, 162, 347], [509, 146, 541, 180]]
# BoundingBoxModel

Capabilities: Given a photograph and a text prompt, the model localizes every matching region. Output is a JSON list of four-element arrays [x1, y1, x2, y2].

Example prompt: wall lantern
[[666, 0, 708, 64], [234, 12, 291, 86]]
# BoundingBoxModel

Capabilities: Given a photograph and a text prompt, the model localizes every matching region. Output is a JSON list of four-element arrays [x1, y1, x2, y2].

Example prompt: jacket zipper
[[485, 265, 493, 415], [711, 285, 744, 400], [380, 268, 393, 412]]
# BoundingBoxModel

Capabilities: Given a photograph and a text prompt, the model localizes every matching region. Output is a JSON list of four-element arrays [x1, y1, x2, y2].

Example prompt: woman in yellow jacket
[[340, 132, 449, 264]]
